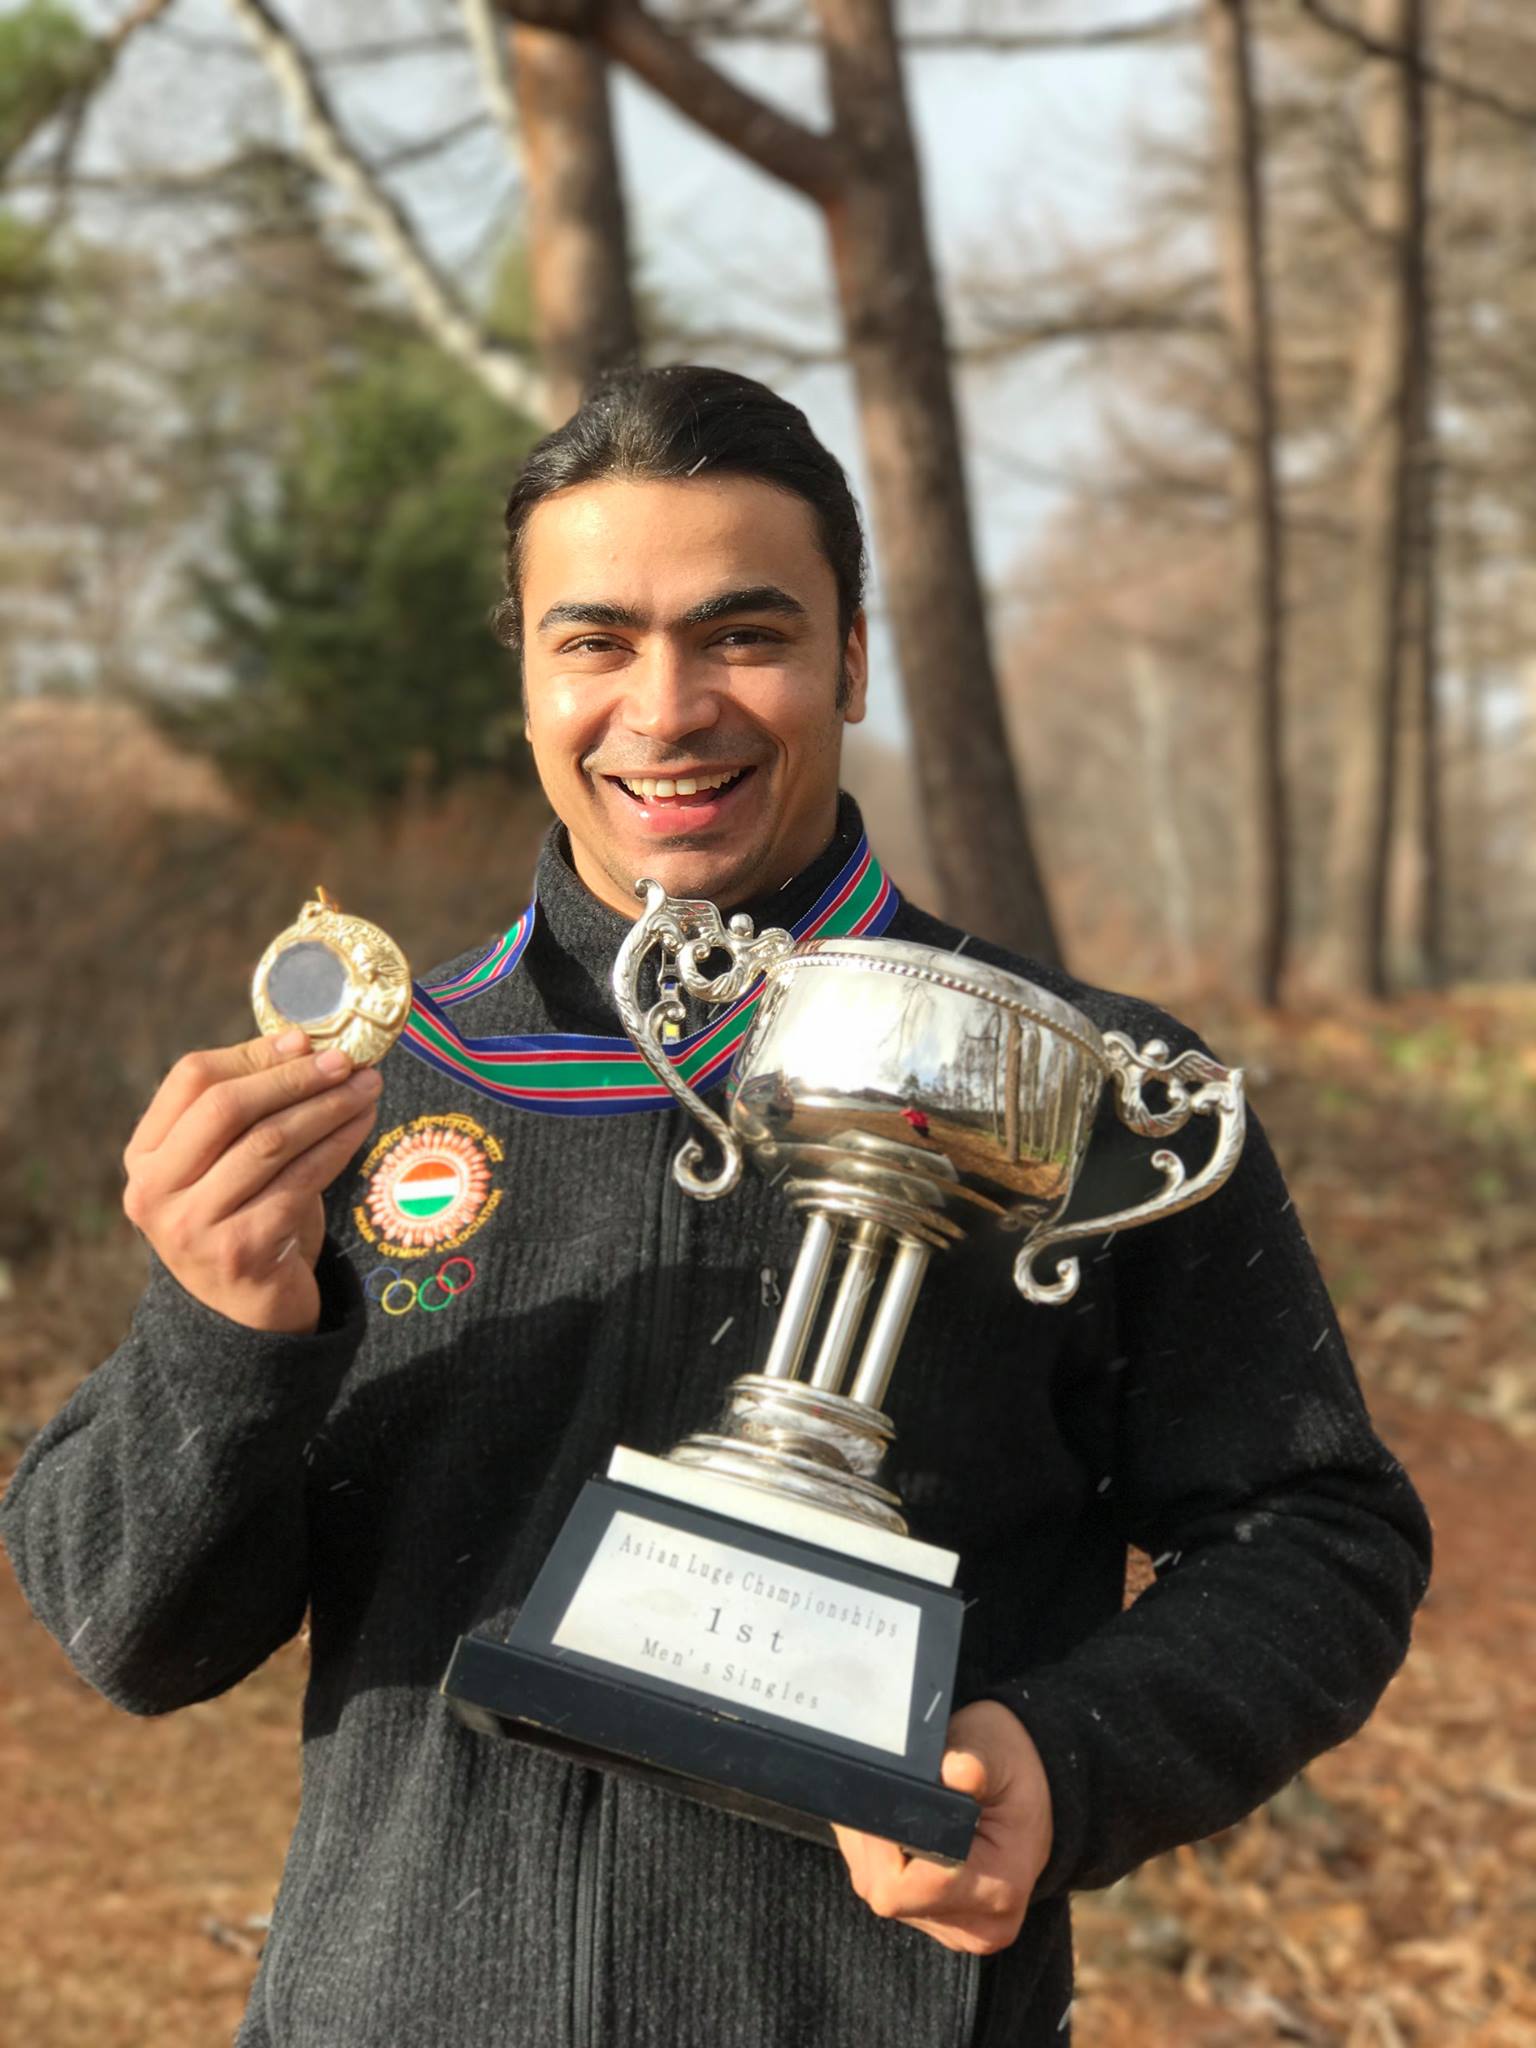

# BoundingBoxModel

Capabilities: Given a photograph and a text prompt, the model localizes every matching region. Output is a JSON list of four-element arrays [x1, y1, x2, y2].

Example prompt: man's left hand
[[832, 1701, 1055, 1955]]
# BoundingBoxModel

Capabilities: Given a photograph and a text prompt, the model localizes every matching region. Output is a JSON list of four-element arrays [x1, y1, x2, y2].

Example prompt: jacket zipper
[[956, 1953, 982, 2047], [577, 1112, 680, 2048], [639, 1109, 686, 1443], [570, 1771, 605, 2048]]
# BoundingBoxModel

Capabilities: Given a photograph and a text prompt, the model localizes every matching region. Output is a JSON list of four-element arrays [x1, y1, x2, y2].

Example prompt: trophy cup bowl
[[442, 886, 1245, 1861]]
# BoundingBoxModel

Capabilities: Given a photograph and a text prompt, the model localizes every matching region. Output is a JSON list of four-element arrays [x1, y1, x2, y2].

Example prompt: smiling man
[[2, 366, 1430, 2048], [521, 480, 861, 912], [502, 390, 870, 920]]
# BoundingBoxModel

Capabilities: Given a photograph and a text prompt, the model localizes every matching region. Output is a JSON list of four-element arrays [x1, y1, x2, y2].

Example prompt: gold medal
[[252, 887, 412, 1068]]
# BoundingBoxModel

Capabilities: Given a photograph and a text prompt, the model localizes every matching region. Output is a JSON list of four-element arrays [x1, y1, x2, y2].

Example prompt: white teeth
[[618, 768, 743, 800]]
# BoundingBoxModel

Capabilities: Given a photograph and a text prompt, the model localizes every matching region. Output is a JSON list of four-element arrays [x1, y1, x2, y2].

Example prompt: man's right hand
[[122, 1030, 384, 1335]]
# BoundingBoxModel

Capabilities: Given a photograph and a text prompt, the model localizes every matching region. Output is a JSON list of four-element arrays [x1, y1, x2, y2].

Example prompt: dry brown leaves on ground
[[1075, 1398, 1536, 2048], [1072, 992, 1536, 2046]]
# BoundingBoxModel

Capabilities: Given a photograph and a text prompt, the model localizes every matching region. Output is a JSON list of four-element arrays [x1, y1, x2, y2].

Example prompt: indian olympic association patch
[[355, 1112, 504, 1261]]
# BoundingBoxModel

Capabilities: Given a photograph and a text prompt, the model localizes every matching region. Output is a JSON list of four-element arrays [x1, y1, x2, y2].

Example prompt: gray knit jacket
[[0, 801, 1432, 2047]]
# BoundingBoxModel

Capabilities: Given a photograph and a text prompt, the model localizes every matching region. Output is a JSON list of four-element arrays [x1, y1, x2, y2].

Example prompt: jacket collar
[[520, 793, 871, 1036]]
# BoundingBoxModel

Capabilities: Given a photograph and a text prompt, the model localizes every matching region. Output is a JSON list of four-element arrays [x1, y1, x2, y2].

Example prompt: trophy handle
[[613, 880, 797, 1200], [1012, 1035, 1247, 1306]]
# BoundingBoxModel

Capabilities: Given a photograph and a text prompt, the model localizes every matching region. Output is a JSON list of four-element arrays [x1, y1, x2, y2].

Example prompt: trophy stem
[[760, 1212, 840, 1381], [807, 1222, 886, 1393], [848, 1240, 931, 1411], [663, 1211, 936, 1533]]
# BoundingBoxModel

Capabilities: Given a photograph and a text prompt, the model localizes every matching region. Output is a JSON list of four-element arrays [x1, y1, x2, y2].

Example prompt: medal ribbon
[[398, 834, 898, 1116]]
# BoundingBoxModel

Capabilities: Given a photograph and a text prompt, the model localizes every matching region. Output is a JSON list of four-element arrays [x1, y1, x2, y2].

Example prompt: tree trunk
[[1202, 0, 1291, 1008], [546, 0, 1059, 955], [509, 26, 639, 420], [1324, 0, 1427, 997], [1454, 658, 1490, 978], [1127, 645, 1197, 984], [1407, 418, 1444, 983], [810, 0, 1060, 960], [1410, 2, 1443, 986]]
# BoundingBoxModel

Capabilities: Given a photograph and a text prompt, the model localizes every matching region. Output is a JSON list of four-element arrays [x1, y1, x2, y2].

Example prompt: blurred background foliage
[[0, 1, 97, 160], [180, 338, 535, 807]]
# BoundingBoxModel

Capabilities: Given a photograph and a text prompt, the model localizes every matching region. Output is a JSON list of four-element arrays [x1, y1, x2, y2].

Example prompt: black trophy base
[[443, 1634, 980, 1862], [441, 1476, 979, 1864]]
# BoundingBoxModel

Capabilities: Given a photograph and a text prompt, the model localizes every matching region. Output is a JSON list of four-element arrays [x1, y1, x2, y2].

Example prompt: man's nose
[[620, 642, 721, 744]]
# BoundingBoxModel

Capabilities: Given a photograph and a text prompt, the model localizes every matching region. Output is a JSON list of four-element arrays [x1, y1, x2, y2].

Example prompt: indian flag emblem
[[362, 1120, 499, 1255], [395, 1158, 464, 1221]]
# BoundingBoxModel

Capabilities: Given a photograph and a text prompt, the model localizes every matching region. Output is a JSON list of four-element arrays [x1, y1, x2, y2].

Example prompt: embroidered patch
[[356, 1113, 504, 1260]]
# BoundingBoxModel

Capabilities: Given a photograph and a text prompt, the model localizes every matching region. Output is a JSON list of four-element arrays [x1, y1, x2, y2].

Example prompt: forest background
[[1, 1, 1533, 2042]]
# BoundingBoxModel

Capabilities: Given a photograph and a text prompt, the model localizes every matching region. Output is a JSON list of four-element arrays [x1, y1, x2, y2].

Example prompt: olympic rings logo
[[364, 1256, 478, 1316]]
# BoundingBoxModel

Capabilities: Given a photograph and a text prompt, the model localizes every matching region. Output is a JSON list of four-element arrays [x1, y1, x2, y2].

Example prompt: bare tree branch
[[963, 304, 1220, 354], [221, 0, 546, 417], [10, 123, 496, 200], [657, 304, 1217, 367], [459, 0, 523, 160], [662, 3, 1198, 49], [976, 439, 1116, 497], [591, 0, 845, 201], [6, 164, 256, 200], [1296, 0, 1536, 130], [373, 113, 494, 174], [99, 0, 177, 67], [38, 73, 95, 234], [649, 322, 841, 365], [2, 0, 176, 177], [957, 251, 1220, 355], [152, 27, 469, 67], [148, 11, 1194, 58]]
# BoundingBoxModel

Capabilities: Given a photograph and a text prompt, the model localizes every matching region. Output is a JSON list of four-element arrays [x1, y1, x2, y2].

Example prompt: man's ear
[[841, 612, 869, 725]]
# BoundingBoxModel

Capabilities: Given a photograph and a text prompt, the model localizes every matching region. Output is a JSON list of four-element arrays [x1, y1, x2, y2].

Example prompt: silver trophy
[[610, 885, 1247, 1539], [444, 885, 1245, 1862]]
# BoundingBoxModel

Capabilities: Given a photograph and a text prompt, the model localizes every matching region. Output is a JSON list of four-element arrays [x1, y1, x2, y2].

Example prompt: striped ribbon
[[397, 835, 898, 1116]]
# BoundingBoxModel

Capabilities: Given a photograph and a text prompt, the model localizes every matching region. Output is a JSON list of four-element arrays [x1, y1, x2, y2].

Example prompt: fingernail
[[350, 1067, 383, 1094], [276, 1029, 309, 1054], [316, 1048, 351, 1076]]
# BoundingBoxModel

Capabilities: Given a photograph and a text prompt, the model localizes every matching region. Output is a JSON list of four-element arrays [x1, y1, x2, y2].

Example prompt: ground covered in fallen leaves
[[2, 994, 1533, 2046]]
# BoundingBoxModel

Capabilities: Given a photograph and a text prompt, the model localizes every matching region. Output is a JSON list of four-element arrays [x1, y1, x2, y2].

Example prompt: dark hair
[[491, 364, 866, 653]]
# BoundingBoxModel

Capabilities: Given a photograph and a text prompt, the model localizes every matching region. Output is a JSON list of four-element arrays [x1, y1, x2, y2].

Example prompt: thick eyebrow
[[536, 599, 647, 636], [678, 585, 808, 629], [535, 585, 808, 639]]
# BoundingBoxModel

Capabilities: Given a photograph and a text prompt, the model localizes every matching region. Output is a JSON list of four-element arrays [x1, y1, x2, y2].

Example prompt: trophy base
[[442, 1636, 979, 1862], [441, 1469, 979, 1864]]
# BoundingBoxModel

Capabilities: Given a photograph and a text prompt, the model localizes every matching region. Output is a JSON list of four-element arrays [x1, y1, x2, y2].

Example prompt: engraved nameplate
[[551, 1509, 921, 1756]]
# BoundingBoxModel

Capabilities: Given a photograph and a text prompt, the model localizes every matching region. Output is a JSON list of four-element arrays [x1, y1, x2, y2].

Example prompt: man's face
[[519, 474, 867, 917]]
